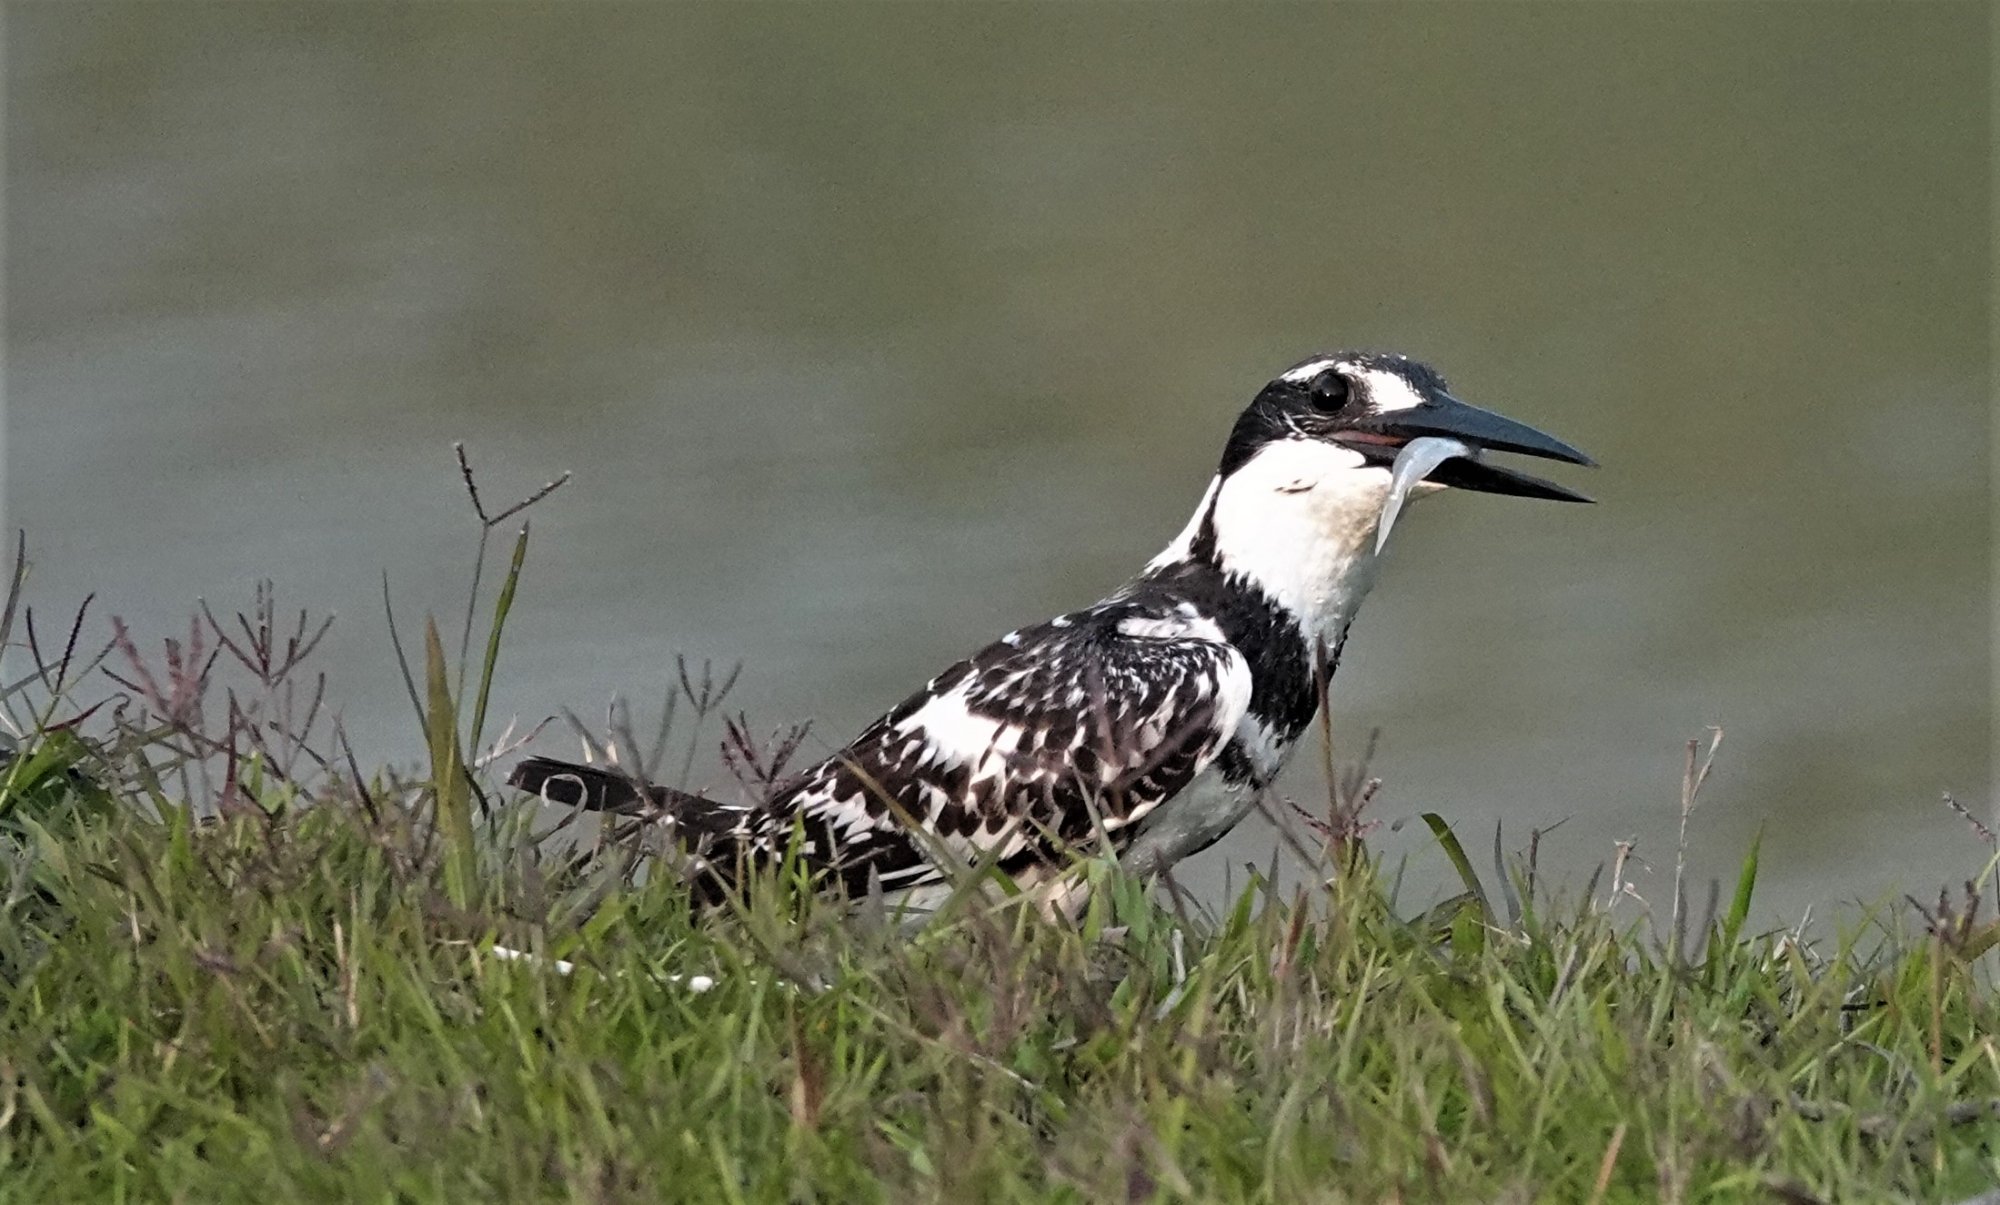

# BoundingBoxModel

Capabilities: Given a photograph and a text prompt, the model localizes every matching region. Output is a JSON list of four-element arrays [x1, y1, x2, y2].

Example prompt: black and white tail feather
[[510, 755, 721, 820], [508, 351, 1592, 906]]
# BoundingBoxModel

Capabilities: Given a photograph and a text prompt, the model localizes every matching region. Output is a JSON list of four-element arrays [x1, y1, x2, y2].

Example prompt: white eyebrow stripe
[[1358, 368, 1427, 412], [1280, 357, 1343, 383]]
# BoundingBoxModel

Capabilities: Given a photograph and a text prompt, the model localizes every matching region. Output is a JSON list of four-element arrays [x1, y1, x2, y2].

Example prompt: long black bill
[[1357, 391, 1596, 503]]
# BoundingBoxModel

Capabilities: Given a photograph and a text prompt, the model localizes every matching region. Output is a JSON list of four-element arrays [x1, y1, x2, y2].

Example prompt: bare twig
[[381, 571, 425, 728], [0, 531, 27, 662], [1669, 728, 1724, 959]]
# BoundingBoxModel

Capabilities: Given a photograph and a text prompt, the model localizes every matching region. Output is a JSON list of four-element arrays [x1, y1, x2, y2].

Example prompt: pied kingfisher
[[511, 352, 1592, 904]]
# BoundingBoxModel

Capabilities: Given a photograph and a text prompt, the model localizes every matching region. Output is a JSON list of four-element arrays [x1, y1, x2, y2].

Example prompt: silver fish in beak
[[1376, 435, 1475, 554], [1346, 387, 1595, 554]]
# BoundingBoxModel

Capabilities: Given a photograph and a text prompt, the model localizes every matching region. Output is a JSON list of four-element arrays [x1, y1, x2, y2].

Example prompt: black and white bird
[[510, 352, 1592, 906]]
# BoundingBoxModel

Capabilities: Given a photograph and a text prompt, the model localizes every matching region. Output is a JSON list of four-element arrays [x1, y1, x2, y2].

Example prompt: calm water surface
[[7, 5, 1989, 920]]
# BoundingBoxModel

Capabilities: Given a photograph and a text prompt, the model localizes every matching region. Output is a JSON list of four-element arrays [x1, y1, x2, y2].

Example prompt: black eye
[[1309, 371, 1350, 412]]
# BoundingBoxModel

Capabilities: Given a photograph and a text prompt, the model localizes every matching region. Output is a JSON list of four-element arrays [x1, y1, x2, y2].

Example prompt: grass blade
[[425, 616, 475, 907], [1422, 812, 1492, 924], [1718, 825, 1761, 952], [467, 522, 530, 760]]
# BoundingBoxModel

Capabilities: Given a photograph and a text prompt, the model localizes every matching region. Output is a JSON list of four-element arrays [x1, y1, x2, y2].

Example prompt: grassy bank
[[1, 467, 1995, 1202], [4, 752, 1998, 1202]]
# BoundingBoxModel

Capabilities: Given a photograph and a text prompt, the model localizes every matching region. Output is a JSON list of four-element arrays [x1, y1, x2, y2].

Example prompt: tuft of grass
[[0, 453, 1996, 1202]]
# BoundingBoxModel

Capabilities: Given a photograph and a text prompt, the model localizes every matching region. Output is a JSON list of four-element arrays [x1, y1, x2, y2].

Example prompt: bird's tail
[[507, 756, 729, 829], [508, 756, 759, 903]]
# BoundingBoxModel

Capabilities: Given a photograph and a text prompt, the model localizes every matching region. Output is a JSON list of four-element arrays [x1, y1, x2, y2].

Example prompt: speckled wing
[[733, 603, 1254, 894]]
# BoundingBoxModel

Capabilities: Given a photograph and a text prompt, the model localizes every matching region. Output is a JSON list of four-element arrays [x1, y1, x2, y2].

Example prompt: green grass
[[1, 468, 1994, 1203], [2, 770, 1997, 1203]]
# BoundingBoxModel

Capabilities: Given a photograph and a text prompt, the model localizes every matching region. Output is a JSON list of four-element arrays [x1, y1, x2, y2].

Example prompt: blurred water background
[[6, 4, 1989, 921]]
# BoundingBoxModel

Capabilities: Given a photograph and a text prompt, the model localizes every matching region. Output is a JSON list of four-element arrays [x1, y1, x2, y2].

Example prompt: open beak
[[1348, 391, 1596, 504]]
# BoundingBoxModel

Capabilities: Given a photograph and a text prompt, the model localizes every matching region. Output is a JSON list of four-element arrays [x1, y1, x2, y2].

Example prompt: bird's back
[[511, 595, 1252, 899]]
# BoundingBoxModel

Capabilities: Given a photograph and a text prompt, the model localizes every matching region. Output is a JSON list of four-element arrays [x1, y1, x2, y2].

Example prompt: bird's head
[[1154, 352, 1593, 630], [1220, 351, 1595, 503]]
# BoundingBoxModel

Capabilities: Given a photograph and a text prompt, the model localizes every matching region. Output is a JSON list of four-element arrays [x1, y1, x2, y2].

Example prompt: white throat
[[1152, 440, 1417, 645]]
